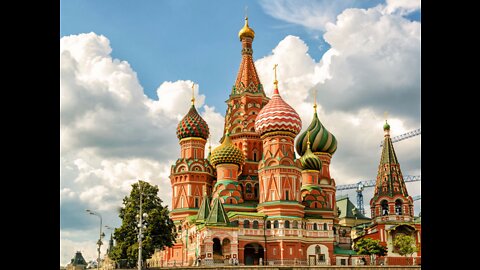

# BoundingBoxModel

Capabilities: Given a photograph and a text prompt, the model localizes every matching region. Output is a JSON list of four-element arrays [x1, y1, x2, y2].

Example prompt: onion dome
[[238, 17, 255, 40], [176, 105, 210, 140], [210, 132, 245, 167], [383, 120, 390, 131], [254, 75, 302, 136], [299, 132, 322, 171], [296, 110, 337, 156]]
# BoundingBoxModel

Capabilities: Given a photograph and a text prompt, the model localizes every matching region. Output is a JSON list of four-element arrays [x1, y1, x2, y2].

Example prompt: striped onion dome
[[296, 111, 337, 156], [176, 105, 210, 140], [210, 132, 245, 167], [299, 139, 322, 171], [254, 87, 302, 136]]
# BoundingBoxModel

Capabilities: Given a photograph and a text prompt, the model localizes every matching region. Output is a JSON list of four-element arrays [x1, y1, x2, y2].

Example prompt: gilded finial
[[313, 88, 317, 112], [384, 111, 388, 121], [208, 135, 212, 152], [191, 83, 195, 105], [245, 6, 248, 19]]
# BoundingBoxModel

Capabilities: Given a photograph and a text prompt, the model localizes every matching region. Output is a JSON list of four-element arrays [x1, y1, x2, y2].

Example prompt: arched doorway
[[213, 238, 222, 262], [222, 238, 231, 259], [244, 243, 264, 265]]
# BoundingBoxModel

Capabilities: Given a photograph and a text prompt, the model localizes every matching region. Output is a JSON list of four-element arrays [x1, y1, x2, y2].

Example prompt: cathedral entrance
[[244, 243, 264, 265], [213, 238, 223, 262]]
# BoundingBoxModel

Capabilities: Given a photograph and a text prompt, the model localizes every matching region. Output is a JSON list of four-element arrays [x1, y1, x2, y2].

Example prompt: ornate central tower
[[222, 17, 270, 202]]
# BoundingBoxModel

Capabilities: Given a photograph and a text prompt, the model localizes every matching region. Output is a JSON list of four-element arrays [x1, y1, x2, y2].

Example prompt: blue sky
[[61, 0, 389, 113], [60, 0, 421, 266]]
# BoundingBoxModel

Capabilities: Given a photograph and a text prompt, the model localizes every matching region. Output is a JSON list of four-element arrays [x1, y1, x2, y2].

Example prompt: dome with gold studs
[[210, 132, 245, 167], [238, 17, 255, 40]]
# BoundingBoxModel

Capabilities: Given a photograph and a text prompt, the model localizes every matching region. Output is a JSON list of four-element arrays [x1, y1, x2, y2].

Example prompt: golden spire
[[191, 83, 195, 105], [208, 135, 212, 152], [313, 88, 317, 112], [273, 64, 279, 94]]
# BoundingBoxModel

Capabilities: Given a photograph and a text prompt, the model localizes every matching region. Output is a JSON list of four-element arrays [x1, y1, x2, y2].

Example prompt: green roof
[[196, 195, 211, 222], [205, 198, 230, 226], [334, 245, 357, 255], [336, 196, 370, 220], [71, 251, 87, 266], [186, 214, 197, 223]]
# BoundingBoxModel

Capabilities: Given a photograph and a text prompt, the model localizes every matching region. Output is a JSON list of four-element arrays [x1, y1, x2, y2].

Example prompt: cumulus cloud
[[60, 32, 223, 265]]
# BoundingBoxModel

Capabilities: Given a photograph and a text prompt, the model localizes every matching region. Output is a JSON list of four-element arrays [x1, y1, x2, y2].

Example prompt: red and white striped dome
[[254, 87, 302, 136]]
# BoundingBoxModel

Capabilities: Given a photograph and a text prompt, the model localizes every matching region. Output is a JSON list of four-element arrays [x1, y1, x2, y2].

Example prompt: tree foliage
[[393, 233, 417, 259], [111, 181, 176, 268], [354, 237, 388, 265]]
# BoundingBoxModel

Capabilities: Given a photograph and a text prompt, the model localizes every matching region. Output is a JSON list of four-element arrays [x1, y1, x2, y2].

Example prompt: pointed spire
[[196, 191, 211, 222], [205, 197, 230, 226], [273, 64, 279, 95]]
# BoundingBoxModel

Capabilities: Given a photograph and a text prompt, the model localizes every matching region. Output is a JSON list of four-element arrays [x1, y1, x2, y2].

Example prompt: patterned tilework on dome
[[210, 133, 245, 167], [299, 145, 322, 171], [296, 111, 337, 156], [176, 105, 210, 140], [254, 88, 302, 136]]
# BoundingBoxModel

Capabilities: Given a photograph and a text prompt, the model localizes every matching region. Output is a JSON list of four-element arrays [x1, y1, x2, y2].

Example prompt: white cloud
[[384, 0, 421, 15], [259, 0, 364, 31], [60, 32, 223, 266]]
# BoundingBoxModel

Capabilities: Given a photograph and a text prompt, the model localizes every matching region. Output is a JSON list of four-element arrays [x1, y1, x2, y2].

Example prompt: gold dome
[[238, 17, 255, 40]]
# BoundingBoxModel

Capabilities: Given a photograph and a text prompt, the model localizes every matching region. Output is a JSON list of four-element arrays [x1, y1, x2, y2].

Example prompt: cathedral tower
[[370, 120, 414, 223], [170, 86, 215, 222], [296, 99, 338, 219], [254, 67, 304, 217], [222, 17, 270, 201]]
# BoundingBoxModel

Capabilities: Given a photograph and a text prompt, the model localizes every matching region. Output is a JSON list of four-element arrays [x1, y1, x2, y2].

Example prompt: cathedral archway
[[213, 238, 222, 261], [244, 243, 264, 265]]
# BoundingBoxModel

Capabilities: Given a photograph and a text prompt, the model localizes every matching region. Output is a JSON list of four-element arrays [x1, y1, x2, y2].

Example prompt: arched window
[[254, 184, 259, 198], [323, 223, 328, 230], [253, 220, 259, 229], [178, 225, 182, 232], [285, 190, 289, 200], [313, 223, 318, 230], [230, 220, 239, 227], [243, 220, 250, 228], [293, 220, 298, 229], [253, 152, 257, 161], [381, 200, 389, 216], [194, 197, 199, 208], [246, 183, 252, 193], [274, 220, 279, 228], [267, 221, 271, 229], [315, 245, 321, 254], [395, 199, 403, 215], [284, 220, 290, 228], [333, 227, 337, 235]]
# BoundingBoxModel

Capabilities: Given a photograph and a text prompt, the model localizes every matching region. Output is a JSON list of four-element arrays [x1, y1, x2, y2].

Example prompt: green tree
[[354, 237, 388, 265], [393, 234, 418, 265], [111, 180, 176, 268]]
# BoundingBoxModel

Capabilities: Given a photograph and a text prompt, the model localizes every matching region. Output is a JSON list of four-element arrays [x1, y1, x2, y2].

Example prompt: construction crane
[[380, 128, 421, 147], [336, 175, 421, 215]]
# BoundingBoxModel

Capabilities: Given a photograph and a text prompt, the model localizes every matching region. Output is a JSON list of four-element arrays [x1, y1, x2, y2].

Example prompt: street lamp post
[[137, 180, 148, 270], [86, 209, 105, 270]]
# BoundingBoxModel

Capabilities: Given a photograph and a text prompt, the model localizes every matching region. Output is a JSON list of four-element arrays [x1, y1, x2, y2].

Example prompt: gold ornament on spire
[[191, 83, 195, 105], [313, 88, 317, 111], [238, 16, 255, 40], [273, 64, 278, 87]]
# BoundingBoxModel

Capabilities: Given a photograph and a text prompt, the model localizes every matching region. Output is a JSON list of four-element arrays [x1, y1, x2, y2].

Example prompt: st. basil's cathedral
[[148, 17, 421, 267]]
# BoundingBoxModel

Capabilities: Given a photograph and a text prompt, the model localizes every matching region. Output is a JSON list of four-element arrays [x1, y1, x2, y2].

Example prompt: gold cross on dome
[[273, 64, 278, 86], [191, 83, 195, 105]]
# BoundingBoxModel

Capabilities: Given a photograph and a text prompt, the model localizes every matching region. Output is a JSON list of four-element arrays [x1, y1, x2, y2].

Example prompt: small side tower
[[370, 120, 414, 223]]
